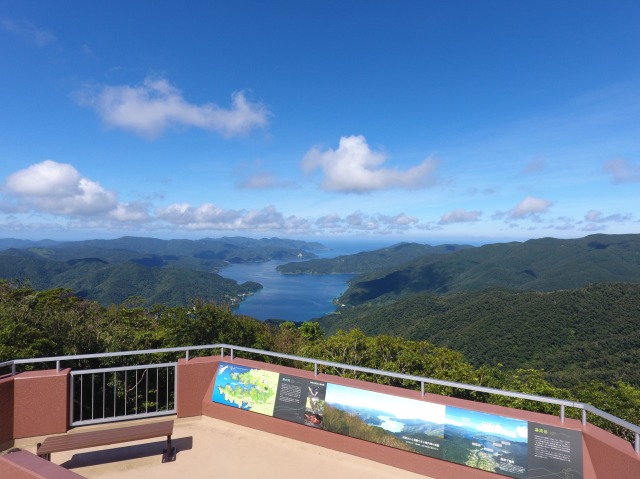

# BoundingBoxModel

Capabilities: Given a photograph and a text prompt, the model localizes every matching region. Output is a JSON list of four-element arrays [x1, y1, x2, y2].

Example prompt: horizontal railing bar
[[71, 409, 176, 427], [582, 403, 640, 434], [5, 343, 640, 437], [227, 344, 581, 407], [70, 362, 178, 376]]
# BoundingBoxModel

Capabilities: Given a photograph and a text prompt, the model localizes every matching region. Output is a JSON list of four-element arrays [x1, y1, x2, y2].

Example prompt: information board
[[211, 362, 583, 478]]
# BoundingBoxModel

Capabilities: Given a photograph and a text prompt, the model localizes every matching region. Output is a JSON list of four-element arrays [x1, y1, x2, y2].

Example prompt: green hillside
[[316, 283, 640, 388], [277, 242, 472, 274], [338, 234, 640, 305], [0, 253, 261, 307], [0, 236, 323, 307]]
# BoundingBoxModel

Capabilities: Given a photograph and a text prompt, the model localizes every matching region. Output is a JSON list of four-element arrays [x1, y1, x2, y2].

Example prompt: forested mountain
[[0, 254, 261, 307], [0, 236, 322, 271], [316, 283, 640, 388], [0, 238, 61, 250], [0, 236, 323, 307], [276, 242, 473, 274], [336, 234, 640, 305]]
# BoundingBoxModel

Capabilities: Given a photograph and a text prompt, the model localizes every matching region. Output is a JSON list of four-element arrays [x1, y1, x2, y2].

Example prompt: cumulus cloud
[[155, 203, 311, 232], [302, 135, 438, 193], [109, 201, 151, 222], [584, 210, 631, 223], [603, 158, 640, 184], [0, 18, 56, 47], [76, 77, 270, 139], [312, 211, 419, 235], [377, 213, 419, 227], [1, 160, 152, 226], [3, 160, 118, 215], [439, 208, 481, 224], [508, 196, 552, 219]]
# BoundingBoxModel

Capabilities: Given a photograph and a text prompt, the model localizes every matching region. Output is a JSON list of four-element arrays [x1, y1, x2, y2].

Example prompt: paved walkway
[[13, 417, 434, 479]]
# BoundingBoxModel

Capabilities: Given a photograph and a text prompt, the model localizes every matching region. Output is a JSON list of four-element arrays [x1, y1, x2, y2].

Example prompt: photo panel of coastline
[[322, 383, 446, 458], [443, 407, 529, 479]]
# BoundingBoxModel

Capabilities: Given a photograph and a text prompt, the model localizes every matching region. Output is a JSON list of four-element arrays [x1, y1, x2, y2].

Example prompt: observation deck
[[1, 344, 639, 479]]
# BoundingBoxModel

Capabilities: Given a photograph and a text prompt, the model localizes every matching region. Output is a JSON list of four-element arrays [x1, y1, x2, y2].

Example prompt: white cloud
[[603, 158, 640, 184], [0, 18, 56, 47], [109, 202, 151, 222], [301, 135, 438, 193], [584, 210, 631, 223], [76, 77, 269, 139], [3, 160, 117, 215], [508, 196, 552, 219], [377, 213, 419, 227], [155, 203, 311, 232], [439, 208, 481, 224]]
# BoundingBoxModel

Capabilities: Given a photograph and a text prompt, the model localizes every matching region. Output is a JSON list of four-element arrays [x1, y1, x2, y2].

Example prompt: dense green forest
[[0, 280, 638, 442], [316, 283, 640, 388], [0, 236, 323, 307], [281, 234, 640, 304], [276, 242, 472, 274]]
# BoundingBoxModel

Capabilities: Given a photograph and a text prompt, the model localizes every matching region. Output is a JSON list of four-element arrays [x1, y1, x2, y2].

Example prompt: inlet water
[[220, 260, 355, 322]]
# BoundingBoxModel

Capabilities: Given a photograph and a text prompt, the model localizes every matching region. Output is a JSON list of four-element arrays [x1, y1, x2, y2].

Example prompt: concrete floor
[[12, 416, 434, 479]]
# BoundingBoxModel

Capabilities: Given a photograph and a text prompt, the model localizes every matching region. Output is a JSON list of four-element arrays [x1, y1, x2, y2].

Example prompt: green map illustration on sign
[[212, 362, 280, 416]]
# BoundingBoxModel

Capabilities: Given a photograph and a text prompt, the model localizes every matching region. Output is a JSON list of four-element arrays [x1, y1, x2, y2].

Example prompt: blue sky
[[1, 1, 639, 244]]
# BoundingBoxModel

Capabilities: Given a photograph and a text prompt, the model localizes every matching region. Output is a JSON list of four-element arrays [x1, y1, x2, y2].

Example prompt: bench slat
[[37, 420, 173, 456]]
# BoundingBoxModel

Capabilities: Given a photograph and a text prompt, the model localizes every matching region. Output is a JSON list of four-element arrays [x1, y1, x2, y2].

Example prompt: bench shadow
[[60, 436, 193, 469]]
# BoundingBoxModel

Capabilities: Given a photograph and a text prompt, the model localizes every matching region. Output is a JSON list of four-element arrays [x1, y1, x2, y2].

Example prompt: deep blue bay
[[220, 240, 389, 322]]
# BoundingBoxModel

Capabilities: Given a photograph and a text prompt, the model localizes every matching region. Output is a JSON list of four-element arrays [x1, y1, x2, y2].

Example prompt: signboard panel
[[323, 383, 445, 458], [443, 406, 529, 478], [528, 422, 583, 478], [211, 362, 583, 479]]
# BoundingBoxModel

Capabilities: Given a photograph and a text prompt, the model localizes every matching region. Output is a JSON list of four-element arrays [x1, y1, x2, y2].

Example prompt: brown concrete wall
[[199, 356, 640, 479], [0, 374, 15, 449], [0, 456, 38, 479], [176, 356, 219, 418], [12, 369, 70, 439], [583, 422, 640, 478], [0, 450, 87, 478]]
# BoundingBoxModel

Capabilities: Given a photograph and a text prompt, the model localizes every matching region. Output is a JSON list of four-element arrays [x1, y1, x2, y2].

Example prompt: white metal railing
[[1, 343, 639, 453], [70, 362, 177, 426]]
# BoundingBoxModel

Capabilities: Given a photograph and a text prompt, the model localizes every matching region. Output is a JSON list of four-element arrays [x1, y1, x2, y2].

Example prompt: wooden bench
[[36, 419, 176, 464]]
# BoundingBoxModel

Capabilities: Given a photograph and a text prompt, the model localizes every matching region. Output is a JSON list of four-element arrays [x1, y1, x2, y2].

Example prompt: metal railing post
[[174, 364, 178, 414], [69, 374, 75, 426], [560, 405, 565, 422]]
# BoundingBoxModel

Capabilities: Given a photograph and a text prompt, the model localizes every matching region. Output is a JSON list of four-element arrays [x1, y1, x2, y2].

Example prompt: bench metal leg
[[36, 443, 51, 461], [162, 434, 176, 463]]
